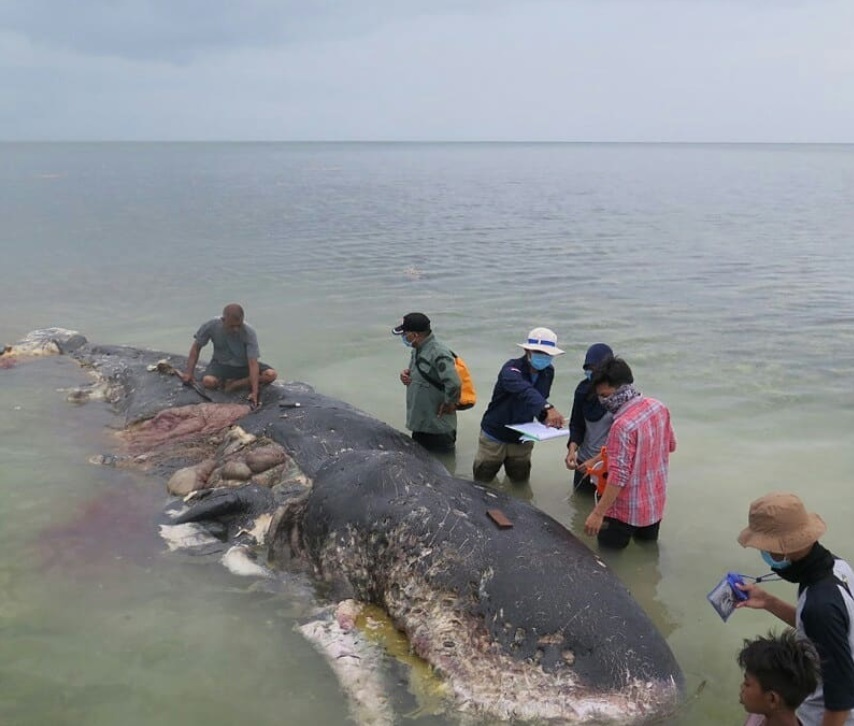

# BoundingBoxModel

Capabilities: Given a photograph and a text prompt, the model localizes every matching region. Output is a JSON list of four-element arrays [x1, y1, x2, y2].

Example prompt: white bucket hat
[[517, 327, 565, 356]]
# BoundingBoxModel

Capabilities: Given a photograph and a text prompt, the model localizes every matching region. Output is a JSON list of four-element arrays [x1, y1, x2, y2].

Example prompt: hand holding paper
[[505, 421, 569, 442]]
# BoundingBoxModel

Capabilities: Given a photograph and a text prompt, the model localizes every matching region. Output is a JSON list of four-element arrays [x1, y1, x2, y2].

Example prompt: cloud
[[1, 0, 852, 141], [0, 0, 507, 62]]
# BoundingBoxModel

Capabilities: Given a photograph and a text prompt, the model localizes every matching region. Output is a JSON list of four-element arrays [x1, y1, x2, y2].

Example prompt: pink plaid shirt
[[604, 396, 676, 527]]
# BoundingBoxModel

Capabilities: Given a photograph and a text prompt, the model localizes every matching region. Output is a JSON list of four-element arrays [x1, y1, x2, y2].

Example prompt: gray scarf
[[601, 383, 641, 414]]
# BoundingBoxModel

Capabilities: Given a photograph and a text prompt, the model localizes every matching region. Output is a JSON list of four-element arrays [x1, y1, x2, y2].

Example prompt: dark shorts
[[597, 518, 661, 550], [203, 361, 272, 382]]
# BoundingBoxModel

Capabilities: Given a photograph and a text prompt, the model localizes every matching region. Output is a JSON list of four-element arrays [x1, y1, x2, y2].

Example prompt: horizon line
[[2, 139, 853, 146]]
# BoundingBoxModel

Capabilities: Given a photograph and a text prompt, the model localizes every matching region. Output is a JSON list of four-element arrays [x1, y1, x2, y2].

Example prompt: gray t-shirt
[[578, 411, 614, 462], [194, 318, 260, 367]]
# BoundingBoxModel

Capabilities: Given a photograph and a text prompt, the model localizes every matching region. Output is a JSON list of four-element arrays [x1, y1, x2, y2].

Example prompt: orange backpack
[[416, 352, 477, 411], [451, 353, 476, 410]]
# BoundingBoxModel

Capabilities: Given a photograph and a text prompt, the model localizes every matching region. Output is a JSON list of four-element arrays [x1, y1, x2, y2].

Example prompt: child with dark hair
[[738, 629, 821, 726]]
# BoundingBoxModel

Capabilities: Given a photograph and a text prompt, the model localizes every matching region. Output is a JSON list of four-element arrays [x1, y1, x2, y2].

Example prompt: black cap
[[583, 343, 614, 369], [392, 312, 431, 335]]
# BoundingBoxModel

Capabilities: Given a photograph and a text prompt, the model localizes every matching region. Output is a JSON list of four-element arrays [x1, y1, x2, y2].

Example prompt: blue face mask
[[584, 369, 593, 380], [761, 550, 792, 571], [530, 353, 553, 371], [401, 335, 413, 348]]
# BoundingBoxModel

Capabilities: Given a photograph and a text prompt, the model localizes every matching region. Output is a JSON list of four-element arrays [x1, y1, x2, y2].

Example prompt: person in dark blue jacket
[[564, 343, 614, 495], [473, 327, 567, 483]]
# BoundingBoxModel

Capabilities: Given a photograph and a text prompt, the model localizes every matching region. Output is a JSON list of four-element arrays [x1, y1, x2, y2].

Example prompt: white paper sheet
[[505, 421, 569, 442]]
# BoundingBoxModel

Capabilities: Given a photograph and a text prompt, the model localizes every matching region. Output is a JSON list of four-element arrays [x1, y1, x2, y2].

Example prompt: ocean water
[[2, 142, 854, 725]]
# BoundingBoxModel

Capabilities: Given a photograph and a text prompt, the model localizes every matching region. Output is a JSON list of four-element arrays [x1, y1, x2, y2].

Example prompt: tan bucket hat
[[737, 492, 826, 554]]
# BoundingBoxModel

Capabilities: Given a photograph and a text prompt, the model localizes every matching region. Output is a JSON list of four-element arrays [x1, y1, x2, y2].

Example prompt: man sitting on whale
[[180, 303, 277, 407]]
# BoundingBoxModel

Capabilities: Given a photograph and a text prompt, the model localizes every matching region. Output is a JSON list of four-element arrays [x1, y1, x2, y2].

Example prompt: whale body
[[8, 329, 684, 724]]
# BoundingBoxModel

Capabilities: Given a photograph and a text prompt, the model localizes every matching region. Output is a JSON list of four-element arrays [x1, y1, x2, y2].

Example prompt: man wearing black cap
[[393, 312, 461, 453]]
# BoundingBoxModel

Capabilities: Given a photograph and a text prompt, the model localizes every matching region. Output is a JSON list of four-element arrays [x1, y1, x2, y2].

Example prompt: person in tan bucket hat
[[737, 492, 827, 555], [735, 492, 854, 726]]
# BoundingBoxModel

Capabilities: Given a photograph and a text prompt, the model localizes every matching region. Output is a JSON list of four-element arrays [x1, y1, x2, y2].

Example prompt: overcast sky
[[2, 0, 852, 142]]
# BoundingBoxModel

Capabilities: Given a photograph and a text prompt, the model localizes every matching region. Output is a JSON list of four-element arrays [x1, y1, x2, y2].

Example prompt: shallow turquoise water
[[3, 142, 854, 724]]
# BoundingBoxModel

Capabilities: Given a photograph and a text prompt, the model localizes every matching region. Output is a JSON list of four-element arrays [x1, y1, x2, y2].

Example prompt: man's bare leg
[[202, 375, 222, 390], [223, 377, 249, 393], [223, 368, 277, 392]]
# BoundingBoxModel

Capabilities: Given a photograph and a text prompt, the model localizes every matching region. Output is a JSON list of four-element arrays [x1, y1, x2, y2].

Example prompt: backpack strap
[[414, 351, 456, 392]]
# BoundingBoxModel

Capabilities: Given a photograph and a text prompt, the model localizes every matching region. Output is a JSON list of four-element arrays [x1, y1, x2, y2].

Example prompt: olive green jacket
[[406, 334, 461, 435]]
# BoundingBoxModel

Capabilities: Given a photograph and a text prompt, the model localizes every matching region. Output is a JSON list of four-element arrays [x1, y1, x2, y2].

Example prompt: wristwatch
[[539, 403, 553, 421]]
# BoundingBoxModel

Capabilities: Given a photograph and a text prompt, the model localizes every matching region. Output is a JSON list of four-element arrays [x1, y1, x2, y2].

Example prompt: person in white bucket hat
[[517, 327, 565, 356], [473, 327, 566, 483]]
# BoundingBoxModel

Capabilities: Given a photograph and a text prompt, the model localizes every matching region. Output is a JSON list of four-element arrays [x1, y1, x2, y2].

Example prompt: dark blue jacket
[[480, 356, 554, 444]]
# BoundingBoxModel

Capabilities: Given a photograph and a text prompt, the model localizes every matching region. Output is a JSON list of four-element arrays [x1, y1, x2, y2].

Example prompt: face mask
[[761, 550, 792, 571], [401, 335, 413, 348], [584, 370, 593, 380], [530, 353, 553, 371], [598, 394, 625, 414]]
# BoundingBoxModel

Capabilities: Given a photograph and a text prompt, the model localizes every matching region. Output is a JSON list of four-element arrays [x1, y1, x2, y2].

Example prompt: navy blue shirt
[[479, 356, 554, 444]]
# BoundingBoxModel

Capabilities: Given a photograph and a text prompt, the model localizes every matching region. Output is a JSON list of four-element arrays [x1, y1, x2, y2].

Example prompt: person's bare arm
[[248, 358, 260, 405], [584, 483, 621, 536], [565, 442, 579, 471], [821, 709, 852, 726], [734, 583, 797, 627], [182, 342, 201, 383]]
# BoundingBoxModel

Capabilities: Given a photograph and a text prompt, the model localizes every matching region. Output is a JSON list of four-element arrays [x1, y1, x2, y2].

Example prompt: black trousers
[[412, 430, 456, 453], [597, 517, 661, 550]]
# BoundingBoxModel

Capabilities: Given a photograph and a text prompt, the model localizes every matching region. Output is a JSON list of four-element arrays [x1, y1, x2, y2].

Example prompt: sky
[[1, 0, 853, 142]]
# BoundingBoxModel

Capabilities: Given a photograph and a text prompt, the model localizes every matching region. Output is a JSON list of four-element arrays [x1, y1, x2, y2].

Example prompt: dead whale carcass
[[8, 330, 685, 724]]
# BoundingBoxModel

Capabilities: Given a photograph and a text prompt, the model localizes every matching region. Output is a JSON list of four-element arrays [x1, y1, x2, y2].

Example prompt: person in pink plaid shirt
[[583, 356, 676, 549]]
